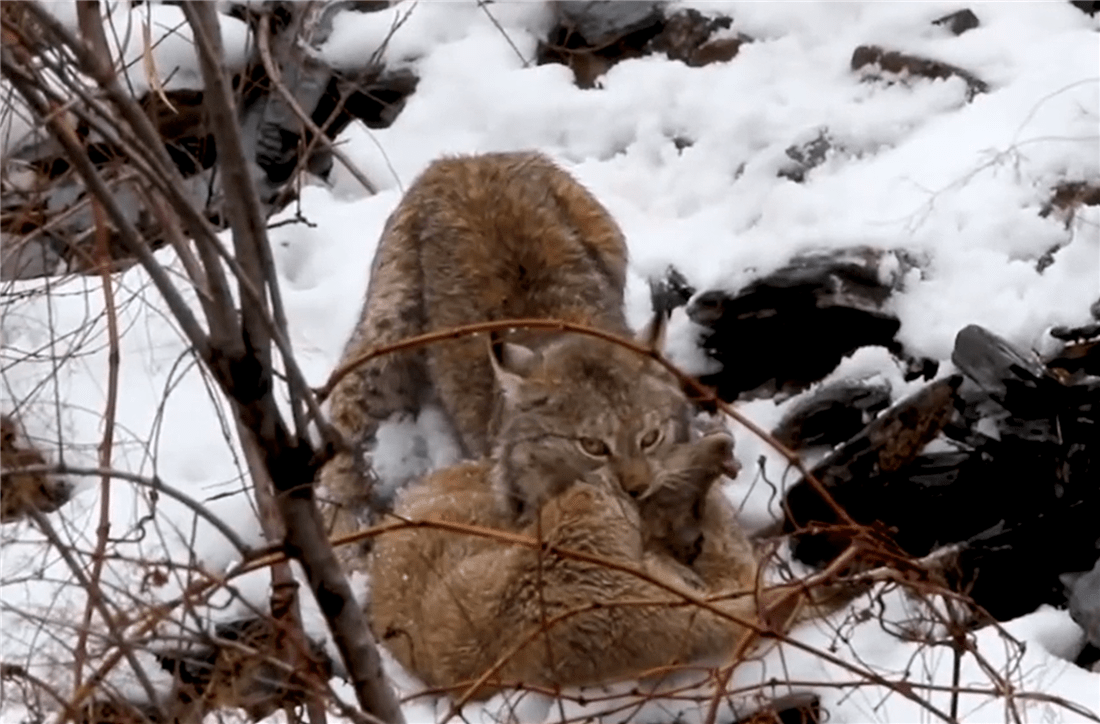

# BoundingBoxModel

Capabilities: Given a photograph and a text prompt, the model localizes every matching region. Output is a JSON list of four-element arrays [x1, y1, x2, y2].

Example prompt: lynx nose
[[616, 458, 650, 499]]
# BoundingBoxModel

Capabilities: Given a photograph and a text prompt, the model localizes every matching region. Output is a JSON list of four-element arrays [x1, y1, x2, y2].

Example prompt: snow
[[2, 1, 1099, 723]]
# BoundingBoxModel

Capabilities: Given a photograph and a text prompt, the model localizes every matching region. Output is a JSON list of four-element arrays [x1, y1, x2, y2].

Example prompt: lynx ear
[[489, 333, 539, 398], [635, 309, 669, 352]]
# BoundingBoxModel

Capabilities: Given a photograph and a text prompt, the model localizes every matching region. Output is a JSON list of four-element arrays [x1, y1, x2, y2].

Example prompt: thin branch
[[180, 2, 268, 366], [25, 509, 163, 717], [256, 6, 377, 195], [0, 51, 213, 364], [71, 198, 122, 690], [3, 464, 254, 556], [477, 0, 528, 68]]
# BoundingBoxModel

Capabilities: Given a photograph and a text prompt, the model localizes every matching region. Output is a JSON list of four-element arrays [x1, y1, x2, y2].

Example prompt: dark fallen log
[[782, 376, 962, 564], [783, 324, 1100, 621], [687, 247, 933, 401]]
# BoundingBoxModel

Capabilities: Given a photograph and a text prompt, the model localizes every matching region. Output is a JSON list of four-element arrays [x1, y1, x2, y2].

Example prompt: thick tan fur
[[1, 413, 70, 523], [319, 151, 630, 537], [485, 333, 741, 575], [368, 441, 765, 697]]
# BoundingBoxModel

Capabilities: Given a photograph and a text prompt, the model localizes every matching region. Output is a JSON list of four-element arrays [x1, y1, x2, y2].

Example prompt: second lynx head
[[488, 330, 723, 523]]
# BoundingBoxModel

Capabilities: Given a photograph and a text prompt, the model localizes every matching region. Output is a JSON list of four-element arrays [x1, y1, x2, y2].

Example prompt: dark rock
[[1047, 321, 1100, 381], [932, 9, 980, 36], [1062, 558, 1100, 649], [734, 692, 822, 724], [1077, 643, 1100, 671], [951, 324, 1066, 431], [772, 379, 892, 451], [692, 36, 749, 66], [648, 9, 748, 67], [311, 67, 420, 149], [537, 3, 663, 89], [778, 130, 835, 183], [1050, 322, 1100, 342], [556, 1, 665, 47], [537, 3, 743, 87], [687, 247, 911, 400], [783, 324, 1100, 621], [1070, 1, 1100, 16], [1039, 181, 1100, 228], [851, 44, 988, 100], [343, 0, 394, 11], [672, 135, 695, 151]]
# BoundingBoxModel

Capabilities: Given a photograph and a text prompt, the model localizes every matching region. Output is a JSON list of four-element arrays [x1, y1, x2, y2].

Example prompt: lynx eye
[[578, 437, 610, 457], [639, 429, 661, 449]]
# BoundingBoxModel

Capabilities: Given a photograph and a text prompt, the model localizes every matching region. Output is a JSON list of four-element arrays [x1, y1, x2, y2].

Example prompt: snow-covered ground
[[2, 2, 1098, 723]]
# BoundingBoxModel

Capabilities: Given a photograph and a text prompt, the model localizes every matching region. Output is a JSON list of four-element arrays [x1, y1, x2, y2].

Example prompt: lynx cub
[[319, 152, 630, 535], [368, 433, 762, 696]]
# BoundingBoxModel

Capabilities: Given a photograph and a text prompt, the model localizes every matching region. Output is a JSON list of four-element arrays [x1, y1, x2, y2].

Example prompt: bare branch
[[180, 5, 406, 721], [25, 509, 163, 717], [0, 52, 213, 361], [3, 464, 254, 556], [256, 7, 378, 195], [72, 199, 123, 690]]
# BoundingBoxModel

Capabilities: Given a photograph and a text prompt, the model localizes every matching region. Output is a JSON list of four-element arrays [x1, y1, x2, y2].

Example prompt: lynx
[[486, 330, 733, 555], [319, 151, 631, 537], [367, 430, 784, 696], [362, 327, 795, 693]]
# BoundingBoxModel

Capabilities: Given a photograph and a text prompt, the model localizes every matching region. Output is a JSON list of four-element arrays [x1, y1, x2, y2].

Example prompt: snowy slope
[[2, 2, 1098, 723]]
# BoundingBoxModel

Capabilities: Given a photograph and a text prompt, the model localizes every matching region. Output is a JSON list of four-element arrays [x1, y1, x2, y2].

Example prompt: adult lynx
[[368, 429, 764, 696], [365, 330, 785, 693], [320, 152, 632, 533]]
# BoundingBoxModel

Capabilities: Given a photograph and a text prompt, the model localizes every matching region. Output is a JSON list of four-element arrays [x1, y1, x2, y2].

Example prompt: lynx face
[[488, 334, 702, 522]]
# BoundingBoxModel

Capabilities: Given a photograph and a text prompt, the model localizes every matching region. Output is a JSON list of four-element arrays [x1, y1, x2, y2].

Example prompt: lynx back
[[320, 152, 630, 532]]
